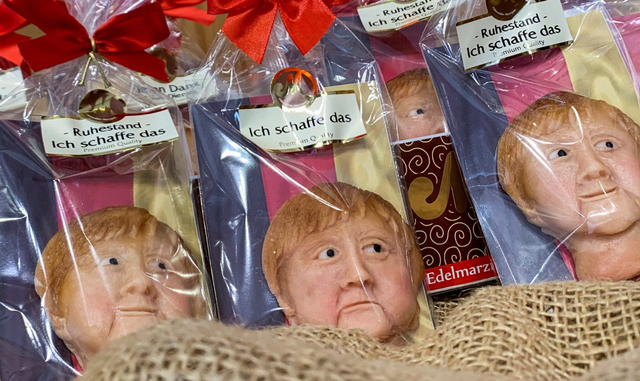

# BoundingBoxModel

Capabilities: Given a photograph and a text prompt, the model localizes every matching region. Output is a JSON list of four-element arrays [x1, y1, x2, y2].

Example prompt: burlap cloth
[[80, 282, 640, 381]]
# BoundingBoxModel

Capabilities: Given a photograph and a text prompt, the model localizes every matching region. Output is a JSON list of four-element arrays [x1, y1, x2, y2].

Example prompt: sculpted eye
[[149, 260, 171, 272], [364, 243, 383, 254], [318, 248, 336, 260], [596, 141, 615, 149], [99, 257, 120, 266], [409, 108, 425, 117], [549, 149, 568, 160]]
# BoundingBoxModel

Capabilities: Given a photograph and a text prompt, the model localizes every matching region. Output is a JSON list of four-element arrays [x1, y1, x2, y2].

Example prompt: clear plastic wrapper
[[0, 0, 212, 379], [142, 12, 210, 174], [190, 14, 434, 342], [421, 0, 640, 283], [336, 2, 498, 293]]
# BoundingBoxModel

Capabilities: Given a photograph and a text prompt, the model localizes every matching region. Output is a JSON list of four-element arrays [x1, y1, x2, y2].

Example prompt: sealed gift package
[[138, 1, 215, 174], [0, 0, 212, 379], [335, 3, 498, 293], [421, 0, 640, 283], [191, 0, 434, 342]]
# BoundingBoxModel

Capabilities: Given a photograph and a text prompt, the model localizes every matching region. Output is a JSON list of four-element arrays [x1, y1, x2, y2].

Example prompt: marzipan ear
[[275, 294, 298, 326], [47, 310, 74, 348]]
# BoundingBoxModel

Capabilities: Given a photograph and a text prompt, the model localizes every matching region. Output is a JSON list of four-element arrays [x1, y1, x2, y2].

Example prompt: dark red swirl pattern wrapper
[[398, 135, 498, 293]]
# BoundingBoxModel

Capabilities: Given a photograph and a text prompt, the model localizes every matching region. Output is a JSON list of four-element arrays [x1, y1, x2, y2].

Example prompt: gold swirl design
[[467, 248, 486, 260], [444, 246, 462, 265], [404, 147, 431, 174], [449, 221, 473, 248], [408, 152, 468, 220], [432, 142, 449, 170], [414, 228, 428, 246], [423, 248, 439, 267], [472, 219, 484, 239], [428, 224, 447, 245]]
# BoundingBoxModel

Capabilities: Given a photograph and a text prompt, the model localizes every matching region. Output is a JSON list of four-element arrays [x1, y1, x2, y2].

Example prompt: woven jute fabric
[[80, 281, 640, 381]]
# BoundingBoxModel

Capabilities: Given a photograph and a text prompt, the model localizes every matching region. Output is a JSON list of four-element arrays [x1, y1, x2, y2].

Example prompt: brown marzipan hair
[[386, 68, 434, 103], [262, 182, 424, 300], [497, 91, 640, 208], [35, 206, 202, 316]]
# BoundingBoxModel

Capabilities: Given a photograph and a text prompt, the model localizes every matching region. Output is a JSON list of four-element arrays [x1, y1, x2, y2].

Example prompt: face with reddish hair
[[262, 183, 423, 343], [37, 207, 205, 367], [498, 92, 640, 281]]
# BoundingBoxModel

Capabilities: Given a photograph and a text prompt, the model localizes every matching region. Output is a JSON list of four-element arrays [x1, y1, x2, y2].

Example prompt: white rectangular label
[[0, 67, 27, 111], [140, 74, 198, 106], [456, 0, 573, 70], [357, 0, 449, 33], [239, 93, 366, 152], [41, 109, 179, 156]]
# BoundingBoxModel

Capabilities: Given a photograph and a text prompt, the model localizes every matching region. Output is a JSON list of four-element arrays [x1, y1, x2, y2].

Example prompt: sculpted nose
[[121, 265, 156, 297], [578, 147, 610, 182], [340, 248, 373, 289]]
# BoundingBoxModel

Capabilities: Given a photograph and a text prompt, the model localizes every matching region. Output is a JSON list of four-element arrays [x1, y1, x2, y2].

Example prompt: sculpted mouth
[[117, 306, 157, 315], [340, 301, 379, 312], [578, 186, 618, 201]]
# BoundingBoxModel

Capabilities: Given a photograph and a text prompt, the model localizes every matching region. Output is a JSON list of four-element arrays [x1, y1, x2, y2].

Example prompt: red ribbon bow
[[4, 0, 171, 82], [0, 4, 29, 68], [162, 0, 215, 25], [208, 0, 347, 64]]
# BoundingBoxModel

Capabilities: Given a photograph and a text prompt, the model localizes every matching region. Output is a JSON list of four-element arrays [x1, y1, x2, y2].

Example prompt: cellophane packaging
[[0, 0, 212, 379], [139, 14, 209, 175], [190, 15, 434, 343], [421, 0, 640, 283], [336, 1, 499, 294]]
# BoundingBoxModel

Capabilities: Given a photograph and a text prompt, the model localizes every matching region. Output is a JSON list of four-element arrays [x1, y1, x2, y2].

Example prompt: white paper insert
[[42, 109, 179, 156], [456, 0, 573, 70], [0, 67, 27, 111], [357, 0, 449, 33], [140, 74, 198, 106], [239, 93, 366, 152]]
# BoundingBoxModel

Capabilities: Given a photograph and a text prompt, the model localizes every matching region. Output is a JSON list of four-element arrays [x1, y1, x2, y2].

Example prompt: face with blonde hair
[[36, 206, 205, 367], [497, 92, 640, 280], [262, 183, 423, 343]]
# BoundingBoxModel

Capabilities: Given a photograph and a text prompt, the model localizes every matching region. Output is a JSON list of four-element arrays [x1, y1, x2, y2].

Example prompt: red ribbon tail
[[279, 0, 335, 56], [164, 7, 215, 25], [0, 32, 29, 66], [221, 4, 276, 64]]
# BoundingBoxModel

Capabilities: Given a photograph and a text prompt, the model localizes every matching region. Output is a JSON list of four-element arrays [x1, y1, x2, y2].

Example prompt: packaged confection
[[335, 2, 498, 293], [190, 0, 434, 342], [139, 0, 215, 174], [0, 0, 212, 379], [421, 0, 640, 283]]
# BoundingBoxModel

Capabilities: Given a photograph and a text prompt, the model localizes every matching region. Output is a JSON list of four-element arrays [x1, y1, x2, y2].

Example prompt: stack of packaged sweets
[[190, 0, 435, 342], [334, 0, 499, 294], [0, 0, 212, 379]]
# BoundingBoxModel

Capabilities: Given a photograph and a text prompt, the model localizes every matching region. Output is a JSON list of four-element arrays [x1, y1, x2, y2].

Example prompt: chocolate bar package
[[421, 0, 640, 283], [336, 3, 497, 293], [0, 0, 212, 379], [191, 2, 435, 343]]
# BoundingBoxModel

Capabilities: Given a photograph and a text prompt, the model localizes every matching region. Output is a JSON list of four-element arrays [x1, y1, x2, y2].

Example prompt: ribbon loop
[[4, 0, 171, 83], [207, 0, 347, 64]]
